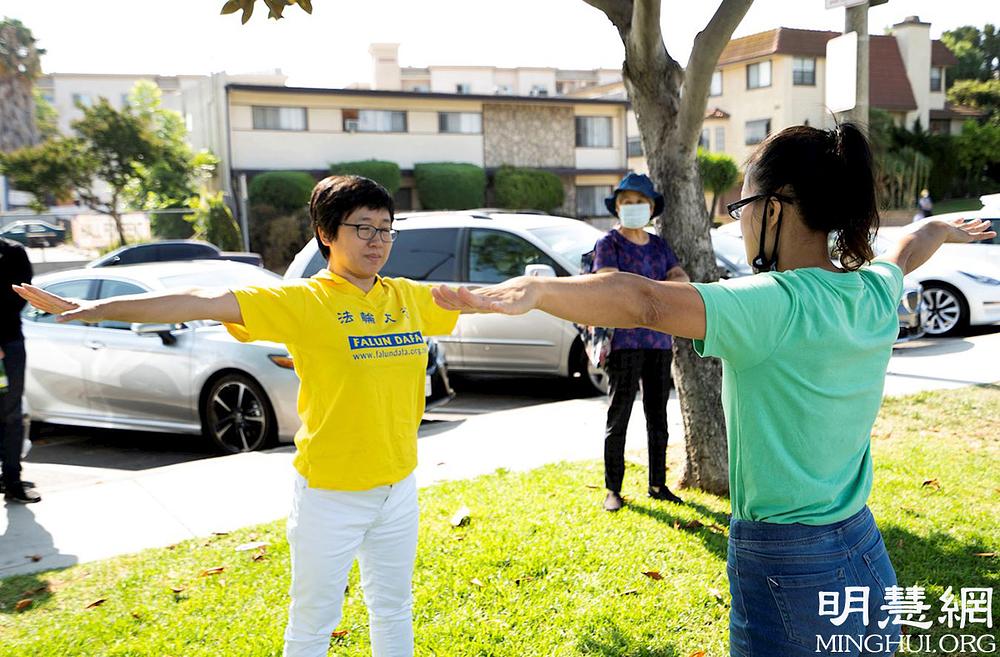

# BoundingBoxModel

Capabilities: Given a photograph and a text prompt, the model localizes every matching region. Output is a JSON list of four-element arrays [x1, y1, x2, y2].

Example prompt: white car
[[880, 194, 1000, 336], [285, 210, 611, 392]]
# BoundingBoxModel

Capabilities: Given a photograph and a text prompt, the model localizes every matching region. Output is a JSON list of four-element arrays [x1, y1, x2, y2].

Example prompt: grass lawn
[[1, 386, 997, 656], [933, 197, 985, 214]]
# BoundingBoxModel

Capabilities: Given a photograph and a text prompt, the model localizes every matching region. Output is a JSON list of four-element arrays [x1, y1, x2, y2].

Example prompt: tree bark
[[585, 0, 752, 495]]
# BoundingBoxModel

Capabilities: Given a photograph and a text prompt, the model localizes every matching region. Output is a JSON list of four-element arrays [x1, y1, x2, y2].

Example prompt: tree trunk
[[110, 210, 128, 246], [0, 75, 38, 153]]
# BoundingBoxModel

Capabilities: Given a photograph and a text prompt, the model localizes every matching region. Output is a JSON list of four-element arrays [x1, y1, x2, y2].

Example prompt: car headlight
[[268, 354, 295, 369], [959, 271, 1000, 286]]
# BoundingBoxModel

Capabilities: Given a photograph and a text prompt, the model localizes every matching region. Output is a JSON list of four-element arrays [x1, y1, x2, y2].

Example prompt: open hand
[[940, 217, 996, 244], [12, 284, 102, 323], [431, 278, 540, 316]]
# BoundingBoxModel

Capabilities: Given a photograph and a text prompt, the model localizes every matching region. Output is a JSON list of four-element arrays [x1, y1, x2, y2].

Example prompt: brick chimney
[[369, 43, 401, 91]]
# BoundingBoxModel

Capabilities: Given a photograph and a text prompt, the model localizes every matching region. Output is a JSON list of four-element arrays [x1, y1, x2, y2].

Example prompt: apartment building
[[184, 81, 629, 221]]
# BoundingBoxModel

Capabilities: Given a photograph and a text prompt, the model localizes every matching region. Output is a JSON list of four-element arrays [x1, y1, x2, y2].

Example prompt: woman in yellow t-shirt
[[15, 176, 460, 657]]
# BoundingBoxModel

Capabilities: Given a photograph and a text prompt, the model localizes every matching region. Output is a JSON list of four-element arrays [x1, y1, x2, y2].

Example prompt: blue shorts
[[727, 506, 901, 657]]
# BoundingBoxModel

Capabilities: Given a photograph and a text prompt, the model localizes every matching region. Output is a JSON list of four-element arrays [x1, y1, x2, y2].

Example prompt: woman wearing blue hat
[[591, 173, 689, 512]]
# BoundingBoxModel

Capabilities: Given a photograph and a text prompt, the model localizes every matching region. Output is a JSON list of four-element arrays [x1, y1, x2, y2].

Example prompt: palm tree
[[0, 17, 44, 153]]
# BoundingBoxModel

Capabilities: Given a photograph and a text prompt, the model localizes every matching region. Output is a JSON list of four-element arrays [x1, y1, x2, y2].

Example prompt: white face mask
[[619, 203, 651, 229]]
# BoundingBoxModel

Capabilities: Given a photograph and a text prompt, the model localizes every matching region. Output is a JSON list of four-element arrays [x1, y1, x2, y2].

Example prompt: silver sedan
[[22, 260, 301, 453]]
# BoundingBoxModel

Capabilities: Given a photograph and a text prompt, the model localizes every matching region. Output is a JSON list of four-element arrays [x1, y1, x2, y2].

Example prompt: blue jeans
[[728, 506, 901, 657], [1, 340, 26, 486]]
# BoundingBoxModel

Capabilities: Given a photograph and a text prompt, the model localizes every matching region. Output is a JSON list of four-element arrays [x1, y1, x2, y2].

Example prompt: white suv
[[284, 210, 609, 392]]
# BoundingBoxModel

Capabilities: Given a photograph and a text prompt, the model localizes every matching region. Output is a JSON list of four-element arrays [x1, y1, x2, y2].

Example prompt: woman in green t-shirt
[[432, 123, 994, 656]]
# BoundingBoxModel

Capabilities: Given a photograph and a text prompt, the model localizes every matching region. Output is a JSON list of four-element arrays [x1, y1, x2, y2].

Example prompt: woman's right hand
[[938, 217, 996, 244], [12, 284, 104, 323]]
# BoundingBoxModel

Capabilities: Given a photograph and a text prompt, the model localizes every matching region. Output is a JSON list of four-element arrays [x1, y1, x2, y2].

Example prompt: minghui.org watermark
[[814, 585, 996, 654]]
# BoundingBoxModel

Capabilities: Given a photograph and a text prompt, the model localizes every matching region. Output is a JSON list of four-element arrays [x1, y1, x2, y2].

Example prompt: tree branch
[[677, 0, 754, 152], [580, 0, 632, 32], [629, 0, 673, 69]]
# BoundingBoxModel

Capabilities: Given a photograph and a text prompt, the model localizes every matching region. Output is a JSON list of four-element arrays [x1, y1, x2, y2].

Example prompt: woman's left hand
[[432, 278, 540, 315]]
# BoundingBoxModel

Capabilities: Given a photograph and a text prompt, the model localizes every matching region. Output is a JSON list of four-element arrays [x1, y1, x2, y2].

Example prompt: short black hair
[[309, 175, 395, 259]]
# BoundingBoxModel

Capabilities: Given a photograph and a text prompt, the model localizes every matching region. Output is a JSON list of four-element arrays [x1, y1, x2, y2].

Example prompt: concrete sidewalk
[[2, 331, 997, 578]]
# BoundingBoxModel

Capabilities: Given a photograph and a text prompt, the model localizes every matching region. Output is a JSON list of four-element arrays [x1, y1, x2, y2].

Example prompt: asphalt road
[[19, 326, 999, 494]]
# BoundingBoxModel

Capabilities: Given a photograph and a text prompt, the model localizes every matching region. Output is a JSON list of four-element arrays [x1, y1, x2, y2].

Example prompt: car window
[[979, 219, 1000, 245], [114, 244, 155, 265], [301, 249, 327, 279], [528, 223, 604, 274], [467, 228, 561, 284], [383, 228, 460, 281], [96, 280, 148, 330], [162, 243, 216, 260], [159, 267, 281, 290], [24, 279, 96, 325]]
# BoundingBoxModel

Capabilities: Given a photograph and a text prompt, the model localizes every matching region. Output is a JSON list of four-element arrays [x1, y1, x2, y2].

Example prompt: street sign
[[826, 31, 858, 113]]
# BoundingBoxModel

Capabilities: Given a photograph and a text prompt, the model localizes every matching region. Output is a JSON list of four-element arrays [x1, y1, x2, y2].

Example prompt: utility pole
[[844, 2, 870, 126]]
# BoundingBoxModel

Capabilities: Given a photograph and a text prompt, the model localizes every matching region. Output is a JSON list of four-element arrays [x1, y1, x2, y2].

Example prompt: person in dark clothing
[[0, 237, 39, 503], [592, 174, 689, 512]]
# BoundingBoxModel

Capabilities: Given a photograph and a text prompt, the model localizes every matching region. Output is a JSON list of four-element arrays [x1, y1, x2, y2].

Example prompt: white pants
[[283, 472, 418, 657]]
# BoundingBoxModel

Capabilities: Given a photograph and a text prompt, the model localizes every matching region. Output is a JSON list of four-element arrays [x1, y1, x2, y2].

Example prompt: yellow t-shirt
[[224, 270, 460, 490]]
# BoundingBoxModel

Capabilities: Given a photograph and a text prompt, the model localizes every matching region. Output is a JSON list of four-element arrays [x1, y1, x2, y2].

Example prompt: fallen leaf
[[23, 585, 48, 596], [28, 554, 42, 562], [165, 543, 179, 550], [252, 551, 268, 562], [673, 520, 681, 530], [436, 462, 446, 466], [973, 552, 997, 557], [620, 589, 639, 596], [331, 629, 350, 639], [235, 541, 268, 552], [585, 484, 600, 489], [470, 578, 484, 587], [683, 520, 704, 530], [921, 478, 941, 491], [450, 505, 471, 528], [642, 571, 663, 581], [708, 587, 723, 601], [15, 599, 32, 611], [200, 566, 225, 577], [85, 598, 106, 609], [211, 531, 230, 536], [130, 611, 142, 620], [688, 651, 707, 657], [170, 586, 185, 593], [515, 576, 534, 586]]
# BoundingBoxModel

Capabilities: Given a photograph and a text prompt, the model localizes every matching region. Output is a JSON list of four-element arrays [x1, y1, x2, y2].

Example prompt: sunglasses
[[726, 193, 795, 221]]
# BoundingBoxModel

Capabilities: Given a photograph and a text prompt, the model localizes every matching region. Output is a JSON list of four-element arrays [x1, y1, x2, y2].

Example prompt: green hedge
[[414, 163, 486, 210], [493, 166, 564, 213], [328, 160, 401, 194], [247, 171, 315, 213], [192, 192, 242, 252]]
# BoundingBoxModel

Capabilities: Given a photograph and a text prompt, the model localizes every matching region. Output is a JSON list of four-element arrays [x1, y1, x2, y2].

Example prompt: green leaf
[[264, 0, 286, 19], [220, 0, 241, 15], [240, 0, 254, 24], [297, 0, 313, 13]]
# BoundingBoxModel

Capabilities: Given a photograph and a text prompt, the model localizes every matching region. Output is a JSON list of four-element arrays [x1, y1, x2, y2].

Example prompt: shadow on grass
[[624, 499, 730, 562], [879, 522, 998, 591], [577, 621, 681, 657], [0, 505, 75, 615]]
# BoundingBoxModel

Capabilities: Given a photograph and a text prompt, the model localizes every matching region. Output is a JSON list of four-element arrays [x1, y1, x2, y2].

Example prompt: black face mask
[[751, 199, 784, 274]]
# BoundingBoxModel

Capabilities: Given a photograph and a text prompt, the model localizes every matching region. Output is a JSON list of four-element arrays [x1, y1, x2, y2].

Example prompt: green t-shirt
[[692, 261, 904, 525]]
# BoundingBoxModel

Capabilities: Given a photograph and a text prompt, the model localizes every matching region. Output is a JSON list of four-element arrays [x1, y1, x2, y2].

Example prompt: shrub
[[191, 192, 242, 251], [248, 204, 312, 273], [493, 166, 565, 213], [414, 163, 486, 210], [328, 160, 401, 194], [697, 149, 739, 216], [150, 206, 195, 239], [247, 171, 315, 213]]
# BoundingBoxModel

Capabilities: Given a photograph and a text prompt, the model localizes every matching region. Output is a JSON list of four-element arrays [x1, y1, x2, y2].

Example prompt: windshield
[[528, 223, 604, 274], [158, 267, 281, 290]]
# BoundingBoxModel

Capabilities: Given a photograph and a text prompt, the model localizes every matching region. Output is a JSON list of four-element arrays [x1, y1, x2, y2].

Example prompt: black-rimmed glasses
[[341, 222, 398, 243], [726, 193, 794, 221]]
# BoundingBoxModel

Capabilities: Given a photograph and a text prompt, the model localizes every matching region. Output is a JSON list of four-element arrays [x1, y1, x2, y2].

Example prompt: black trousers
[[1, 340, 26, 486], [604, 348, 672, 492]]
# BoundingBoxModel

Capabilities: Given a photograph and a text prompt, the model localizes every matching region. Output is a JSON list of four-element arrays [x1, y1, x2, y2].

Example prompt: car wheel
[[571, 340, 610, 396], [920, 284, 968, 337], [200, 373, 276, 453]]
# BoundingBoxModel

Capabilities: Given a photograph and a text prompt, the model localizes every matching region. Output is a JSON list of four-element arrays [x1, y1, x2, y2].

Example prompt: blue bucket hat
[[604, 173, 665, 218]]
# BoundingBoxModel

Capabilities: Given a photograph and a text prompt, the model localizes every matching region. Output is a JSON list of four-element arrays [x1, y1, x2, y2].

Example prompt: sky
[[1, 0, 994, 88]]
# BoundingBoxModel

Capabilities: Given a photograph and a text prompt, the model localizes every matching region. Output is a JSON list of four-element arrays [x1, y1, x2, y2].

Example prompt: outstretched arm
[[433, 272, 707, 340], [880, 218, 995, 275], [12, 284, 243, 325]]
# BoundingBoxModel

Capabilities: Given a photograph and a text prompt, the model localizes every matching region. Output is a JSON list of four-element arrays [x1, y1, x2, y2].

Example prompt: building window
[[529, 84, 549, 97], [342, 109, 407, 133], [930, 66, 943, 92], [72, 93, 93, 107], [627, 136, 643, 157], [745, 118, 771, 145], [699, 128, 710, 150], [746, 61, 772, 89], [714, 126, 725, 152], [576, 185, 613, 217], [495, 84, 513, 95], [710, 70, 723, 97], [575, 116, 613, 148], [929, 119, 951, 135], [456, 83, 471, 95], [792, 57, 816, 86], [120, 93, 130, 108], [411, 84, 430, 93], [438, 112, 482, 134], [252, 106, 307, 131]]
